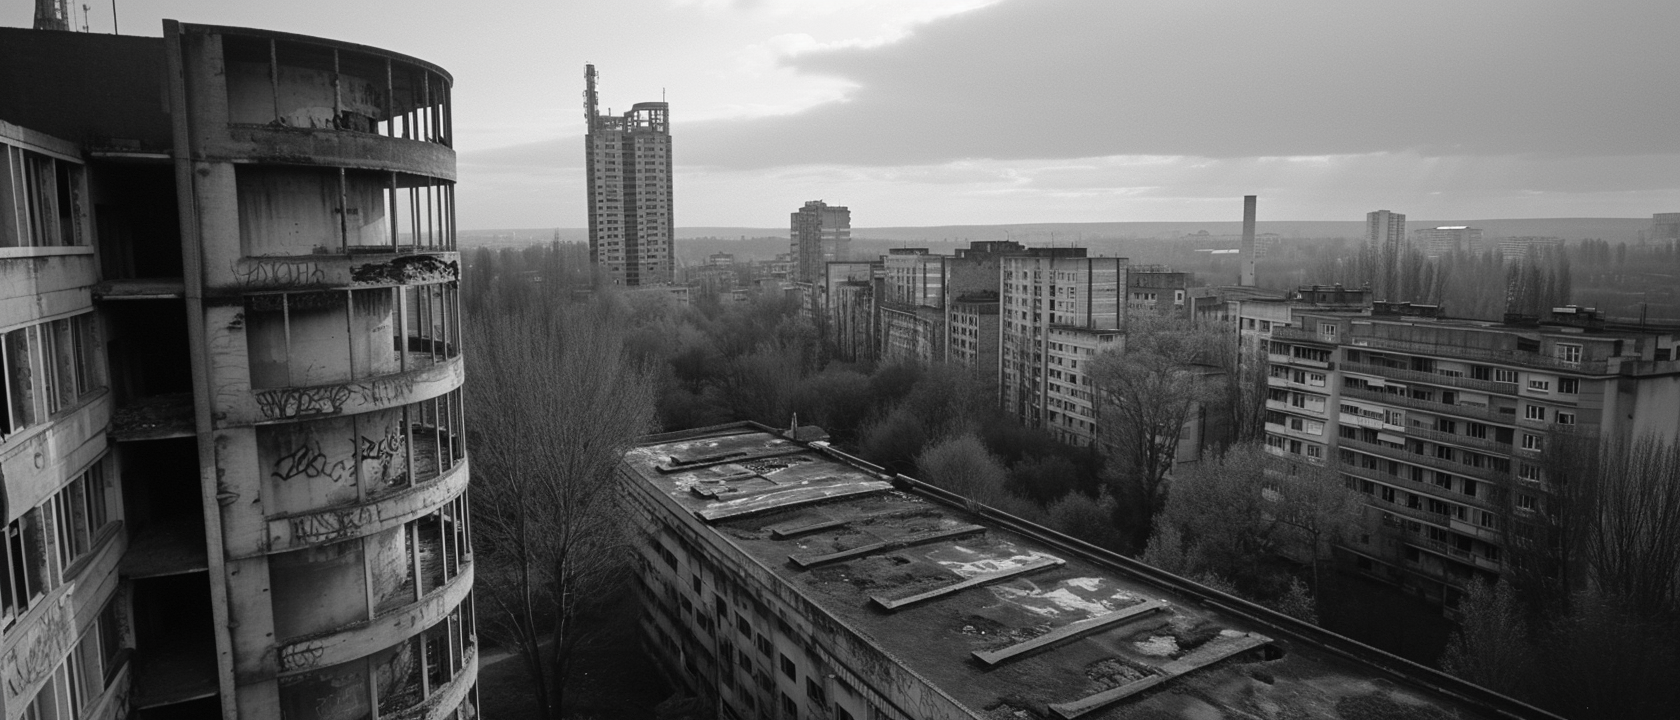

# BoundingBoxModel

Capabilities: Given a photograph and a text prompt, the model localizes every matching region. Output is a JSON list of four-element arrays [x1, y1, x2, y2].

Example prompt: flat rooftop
[[624, 425, 1545, 720]]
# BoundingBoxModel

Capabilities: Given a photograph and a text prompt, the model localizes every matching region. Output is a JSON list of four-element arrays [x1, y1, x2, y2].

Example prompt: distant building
[[585, 64, 673, 286], [823, 261, 882, 363], [999, 250, 1125, 446], [790, 201, 851, 284], [1493, 236, 1563, 262], [1367, 210, 1407, 299], [621, 423, 1552, 720], [1126, 266, 1194, 319], [880, 250, 947, 365], [1652, 213, 1680, 243], [1412, 226, 1483, 259]]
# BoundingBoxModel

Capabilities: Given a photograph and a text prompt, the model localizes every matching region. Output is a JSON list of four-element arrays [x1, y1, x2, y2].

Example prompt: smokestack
[[1240, 195, 1257, 287]]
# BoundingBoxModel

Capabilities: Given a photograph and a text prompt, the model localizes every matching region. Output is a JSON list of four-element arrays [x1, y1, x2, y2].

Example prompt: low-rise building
[[620, 423, 1554, 720]]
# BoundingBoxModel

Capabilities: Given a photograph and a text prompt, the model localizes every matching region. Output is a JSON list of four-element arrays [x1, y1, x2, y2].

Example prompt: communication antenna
[[583, 64, 599, 128]]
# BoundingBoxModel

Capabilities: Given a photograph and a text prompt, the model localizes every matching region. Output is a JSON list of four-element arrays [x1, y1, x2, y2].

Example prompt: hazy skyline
[[6, 0, 1676, 229]]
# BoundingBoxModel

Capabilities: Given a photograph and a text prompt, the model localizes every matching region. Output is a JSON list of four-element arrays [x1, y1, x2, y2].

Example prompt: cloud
[[665, 0, 1680, 168]]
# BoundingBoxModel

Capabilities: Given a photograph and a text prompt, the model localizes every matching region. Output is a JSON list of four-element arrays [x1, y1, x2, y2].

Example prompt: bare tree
[[1092, 311, 1225, 535], [466, 292, 656, 720], [1584, 434, 1680, 618]]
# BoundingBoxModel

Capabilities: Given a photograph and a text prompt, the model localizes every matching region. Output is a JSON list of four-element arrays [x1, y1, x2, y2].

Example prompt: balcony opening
[[105, 301, 194, 440], [130, 573, 218, 710], [119, 438, 208, 579], [92, 163, 182, 281]]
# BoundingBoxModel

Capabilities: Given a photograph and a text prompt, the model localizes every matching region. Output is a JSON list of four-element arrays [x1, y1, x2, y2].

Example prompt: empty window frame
[[1, 314, 98, 438], [1, 144, 87, 248], [52, 459, 114, 573], [1, 508, 47, 629], [245, 286, 458, 389]]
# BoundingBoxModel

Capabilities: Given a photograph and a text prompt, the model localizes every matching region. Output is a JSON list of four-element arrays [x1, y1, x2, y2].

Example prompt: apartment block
[[999, 251, 1126, 446], [1125, 266, 1193, 319], [1411, 226, 1483, 259], [822, 261, 881, 364], [1264, 303, 1680, 604], [789, 201, 850, 285], [1652, 213, 1680, 243], [1492, 236, 1563, 262], [879, 250, 946, 365], [585, 65, 673, 286], [2, 22, 476, 720], [1366, 210, 1407, 300], [618, 423, 1548, 720], [1227, 285, 1372, 353]]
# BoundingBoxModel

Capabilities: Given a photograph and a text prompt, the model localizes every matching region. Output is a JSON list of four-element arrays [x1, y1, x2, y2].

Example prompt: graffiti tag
[[256, 385, 352, 420], [231, 259, 327, 290]]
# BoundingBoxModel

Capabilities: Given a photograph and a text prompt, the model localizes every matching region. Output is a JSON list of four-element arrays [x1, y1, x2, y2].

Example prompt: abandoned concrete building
[[1, 21, 475, 720], [620, 423, 1554, 720]]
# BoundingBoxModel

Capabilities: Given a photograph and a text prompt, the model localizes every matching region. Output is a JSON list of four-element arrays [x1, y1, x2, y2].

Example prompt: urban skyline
[[6, 3, 1678, 719], [1, 1, 1675, 228]]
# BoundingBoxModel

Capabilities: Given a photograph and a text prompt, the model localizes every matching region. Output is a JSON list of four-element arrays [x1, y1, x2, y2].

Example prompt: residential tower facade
[[1, 22, 477, 720], [585, 65, 673, 286]]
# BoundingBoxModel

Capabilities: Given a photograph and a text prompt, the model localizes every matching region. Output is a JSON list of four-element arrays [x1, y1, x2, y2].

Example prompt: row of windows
[[1, 144, 86, 249], [277, 597, 475, 720], [17, 598, 124, 720], [2, 314, 99, 440], [4, 459, 118, 629]]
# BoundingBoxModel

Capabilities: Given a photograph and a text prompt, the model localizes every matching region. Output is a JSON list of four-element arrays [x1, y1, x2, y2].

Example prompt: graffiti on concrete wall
[[1, 590, 74, 703], [256, 385, 353, 420], [271, 441, 353, 485], [277, 639, 326, 672], [231, 259, 327, 290], [360, 423, 408, 485], [287, 505, 380, 546], [349, 373, 416, 407]]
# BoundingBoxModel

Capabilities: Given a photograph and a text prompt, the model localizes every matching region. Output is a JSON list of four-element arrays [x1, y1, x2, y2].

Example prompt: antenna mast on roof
[[584, 64, 599, 130]]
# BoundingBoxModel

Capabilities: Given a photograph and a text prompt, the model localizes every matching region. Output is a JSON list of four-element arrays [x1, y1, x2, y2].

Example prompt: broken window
[[2, 508, 48, 628], [52, 459, 113, 573], [247, 285, 456, 389], [0, 144, 86, 248]]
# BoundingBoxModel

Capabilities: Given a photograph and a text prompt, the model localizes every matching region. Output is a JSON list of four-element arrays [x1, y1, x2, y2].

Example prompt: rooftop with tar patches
[[621, 424, 1553, 720]]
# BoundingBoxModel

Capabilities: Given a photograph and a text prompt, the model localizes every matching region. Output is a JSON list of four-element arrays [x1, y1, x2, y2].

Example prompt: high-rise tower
[[789, 200, 851, 284], [585, 65, 673, 286], [1367, 209, 1407, 299]]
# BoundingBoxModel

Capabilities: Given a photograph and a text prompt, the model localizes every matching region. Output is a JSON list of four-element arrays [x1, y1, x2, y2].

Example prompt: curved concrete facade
[[0, 20, 475, 720], [164, 21, 477, 720]]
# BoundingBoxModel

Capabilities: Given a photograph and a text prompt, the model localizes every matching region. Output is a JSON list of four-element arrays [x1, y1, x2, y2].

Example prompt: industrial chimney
[[1240, 195, 1257, 287]]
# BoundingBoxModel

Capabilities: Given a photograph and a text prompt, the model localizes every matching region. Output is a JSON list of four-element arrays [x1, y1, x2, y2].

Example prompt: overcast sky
[[6, 0, 1677, 229]]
